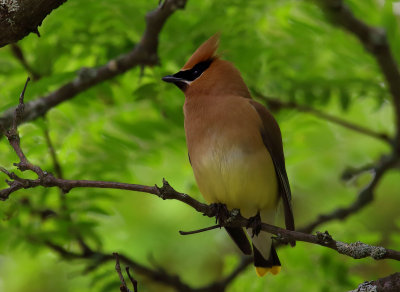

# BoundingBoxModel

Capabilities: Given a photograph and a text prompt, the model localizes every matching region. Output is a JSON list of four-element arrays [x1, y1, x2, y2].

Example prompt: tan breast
[[184, 95, 278, 217]]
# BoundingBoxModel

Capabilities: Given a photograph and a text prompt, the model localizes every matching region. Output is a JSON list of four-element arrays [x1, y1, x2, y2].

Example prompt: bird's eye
[[186, 59, 213, 81]]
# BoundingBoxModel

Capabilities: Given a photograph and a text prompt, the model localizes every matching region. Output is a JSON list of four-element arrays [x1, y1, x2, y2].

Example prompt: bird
[[162, 34, 294, 277]]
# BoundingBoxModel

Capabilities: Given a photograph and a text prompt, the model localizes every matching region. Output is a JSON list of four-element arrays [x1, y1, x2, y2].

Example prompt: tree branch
[[0, 0, 68, 47], [42, 117, 63, 179], [317, 0, 400, 149], [45, 238, 237, 292], [299, 153, 399, 234], [0, 0, 187, 133], [114, 253, 137, 292], [341, 163, 376, 182], [256, 94, 391, 144], [13, 167, 399, 263], [10, 44, 42, 80], [195, 257, 252, 292], [350, 272, 400, 292], [2, 133, 400, 262]]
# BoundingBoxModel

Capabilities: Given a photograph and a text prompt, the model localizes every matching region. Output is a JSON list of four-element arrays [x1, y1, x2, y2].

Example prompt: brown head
[[162, 34, 251, 98]]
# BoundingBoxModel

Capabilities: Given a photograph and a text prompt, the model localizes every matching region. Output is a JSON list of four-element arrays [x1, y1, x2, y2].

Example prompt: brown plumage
[[162, 34, 294, 277], [182, 33, 220, 70]]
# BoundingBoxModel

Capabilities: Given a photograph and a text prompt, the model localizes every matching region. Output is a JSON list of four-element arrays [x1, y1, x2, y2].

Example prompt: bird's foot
[[247, 211, 262, 237], [209, 203, 229, 225]]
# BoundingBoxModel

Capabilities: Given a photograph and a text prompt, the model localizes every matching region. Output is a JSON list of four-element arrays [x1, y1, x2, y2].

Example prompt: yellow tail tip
[[255, 267, 269, 277], [271, 266, 281, 275], [255, 266, 281, 277]]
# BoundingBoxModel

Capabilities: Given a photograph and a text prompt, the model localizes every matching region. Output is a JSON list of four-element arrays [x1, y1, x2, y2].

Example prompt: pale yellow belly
[[192, 143, 278, 218]]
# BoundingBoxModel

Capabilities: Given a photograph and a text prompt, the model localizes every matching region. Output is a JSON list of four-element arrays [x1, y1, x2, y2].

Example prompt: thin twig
[[4, 77, 44, 178], [42, 116, 69, 210], [12, 77, 30, 130], [256, 93, 391, 144], [46, 239, 193, 291], [341, 163, 375, 181], [43, 118, 63, 179], [114, 253, 134, 292], [114, 253, 128, 288], [126, 267, 138, 292], [10, 44, 41, 80], [179, 224, 221, 235], [197, 256, 252, 292]]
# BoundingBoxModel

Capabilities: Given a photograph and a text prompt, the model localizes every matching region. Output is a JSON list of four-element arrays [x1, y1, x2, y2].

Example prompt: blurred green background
[[0, 0, 399, 291]]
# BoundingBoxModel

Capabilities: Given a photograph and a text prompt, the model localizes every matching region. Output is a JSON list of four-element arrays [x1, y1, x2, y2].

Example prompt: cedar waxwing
[[162, 34, 294, 277]]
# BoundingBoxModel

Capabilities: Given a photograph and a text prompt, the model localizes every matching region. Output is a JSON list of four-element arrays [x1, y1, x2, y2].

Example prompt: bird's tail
[[253, 243, 281, 277], [225, 227, 252, 255], [246, 210, 280, 277], [226, 225, 281, 277]]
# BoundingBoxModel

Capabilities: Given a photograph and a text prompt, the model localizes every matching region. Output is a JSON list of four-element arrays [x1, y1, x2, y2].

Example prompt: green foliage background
[[0, 0, 399, 291]]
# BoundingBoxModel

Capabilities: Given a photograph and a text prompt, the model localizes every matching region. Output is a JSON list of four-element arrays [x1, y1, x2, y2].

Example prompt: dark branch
[[15, 77, 30, 128], [42, 118, 63, 179], [195, 257, 252, 292], [45, 238, 252, 292], [350, 272, 400, 292], [317, 0, 400, 150], [2, 151, 400, 262], [10, 44, 41, 80], [126, 267, 138, 292], [0, 0, 68, 47], [114, 253, 129, 291], [3, 77, 45, 179], [256, 94, 391, 144], [341, 163, 376, 182], [299, 153, 398, 234], [179, 224, 221, 235], [0, 0, 187, 134], [114, 253, 137, 292], [45, 238, 195, 292]]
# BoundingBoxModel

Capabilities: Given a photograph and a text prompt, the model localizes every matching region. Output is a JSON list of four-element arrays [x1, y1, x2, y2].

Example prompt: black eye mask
[[173, 59, 213, 82]]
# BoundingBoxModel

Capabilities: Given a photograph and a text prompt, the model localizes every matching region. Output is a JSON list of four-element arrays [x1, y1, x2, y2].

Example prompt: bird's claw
[[210, 203, 229, 225], [247, 212, 262, 237]]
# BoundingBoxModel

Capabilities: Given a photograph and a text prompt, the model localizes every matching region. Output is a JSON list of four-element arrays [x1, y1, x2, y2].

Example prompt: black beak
[[162, 74, 188, 91], [162, 75, 182, 83]]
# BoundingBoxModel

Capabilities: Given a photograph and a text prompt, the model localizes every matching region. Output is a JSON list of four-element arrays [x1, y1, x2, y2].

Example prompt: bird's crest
[[182, 33, 220, 70]]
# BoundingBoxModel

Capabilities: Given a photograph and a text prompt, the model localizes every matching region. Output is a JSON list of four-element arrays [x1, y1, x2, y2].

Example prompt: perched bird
[[162, 34, 294, 277]]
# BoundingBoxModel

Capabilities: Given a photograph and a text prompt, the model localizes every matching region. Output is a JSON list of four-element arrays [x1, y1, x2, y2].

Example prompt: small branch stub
[[156, 178, 175, 200], [316, 231, 333, 245], [113, 253, 138, 292]]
